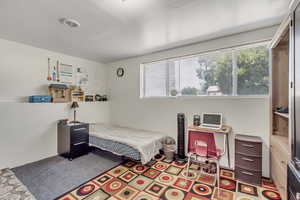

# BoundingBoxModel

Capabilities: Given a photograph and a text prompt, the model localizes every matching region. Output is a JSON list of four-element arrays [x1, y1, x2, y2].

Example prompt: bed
[[89, 123, 166, 164]]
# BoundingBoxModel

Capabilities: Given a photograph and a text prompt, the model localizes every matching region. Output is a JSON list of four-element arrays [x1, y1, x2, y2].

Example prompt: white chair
[[185, 132, 227, 190]]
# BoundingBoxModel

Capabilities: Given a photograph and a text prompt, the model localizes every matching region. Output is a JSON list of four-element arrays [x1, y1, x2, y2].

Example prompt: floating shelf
[[274, 111, 289, 119]]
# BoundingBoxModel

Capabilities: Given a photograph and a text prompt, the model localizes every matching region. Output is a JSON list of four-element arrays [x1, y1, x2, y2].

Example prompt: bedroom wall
[[0, 38, 110, 169], [107, 26, 277, 177]]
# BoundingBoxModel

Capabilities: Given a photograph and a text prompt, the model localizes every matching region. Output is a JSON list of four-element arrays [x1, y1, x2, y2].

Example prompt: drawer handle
[[73, 128, 86, 131], [242, 157, 254, 162], [280, 160, 286, 165], [73, 142, 86, 146], [242, 144, 254, 148], [241, 171, 254, 176]]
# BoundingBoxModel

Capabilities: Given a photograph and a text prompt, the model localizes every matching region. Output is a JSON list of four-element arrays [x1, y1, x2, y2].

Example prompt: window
[[143, 61, 168, 97], [179, 50, 233, 96], [236, 46, 269, 95], [140, 43, 269, 97]]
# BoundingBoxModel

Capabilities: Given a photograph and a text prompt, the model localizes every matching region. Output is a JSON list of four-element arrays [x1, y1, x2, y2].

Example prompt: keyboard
[[199, 125, 221, 130]]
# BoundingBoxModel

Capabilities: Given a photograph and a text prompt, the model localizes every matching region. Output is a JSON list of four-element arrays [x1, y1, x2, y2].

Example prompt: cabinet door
[[293, 4, 300, 164]]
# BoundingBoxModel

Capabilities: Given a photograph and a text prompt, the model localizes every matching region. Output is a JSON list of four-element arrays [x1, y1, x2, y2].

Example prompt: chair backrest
[[188, 131, 218, 158]]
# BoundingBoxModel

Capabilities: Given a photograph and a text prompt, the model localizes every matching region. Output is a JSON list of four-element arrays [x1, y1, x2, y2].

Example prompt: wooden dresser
[[235, 134, 262, 185]]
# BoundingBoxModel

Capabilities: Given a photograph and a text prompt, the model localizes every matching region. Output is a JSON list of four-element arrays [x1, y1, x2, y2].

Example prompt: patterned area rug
[[56, 155, 281, 200]]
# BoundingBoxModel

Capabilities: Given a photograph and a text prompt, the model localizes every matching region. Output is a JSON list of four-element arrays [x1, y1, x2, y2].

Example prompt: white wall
[[0, 26, 276, 176], [107, 26, 277, 177], [0, 39, 110, 169], [0, 39, 107, 101]]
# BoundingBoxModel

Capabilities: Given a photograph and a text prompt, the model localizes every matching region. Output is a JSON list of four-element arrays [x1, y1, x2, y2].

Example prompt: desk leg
[[226, 134, 230, 168]]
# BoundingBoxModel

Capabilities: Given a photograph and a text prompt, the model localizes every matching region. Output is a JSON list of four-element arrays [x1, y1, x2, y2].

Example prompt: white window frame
[[140, 41, 270, 99]]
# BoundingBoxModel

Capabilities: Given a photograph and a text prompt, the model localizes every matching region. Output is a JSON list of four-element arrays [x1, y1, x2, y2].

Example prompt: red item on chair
[[188, 131, 220, 159], [194, 142, 208, 157]]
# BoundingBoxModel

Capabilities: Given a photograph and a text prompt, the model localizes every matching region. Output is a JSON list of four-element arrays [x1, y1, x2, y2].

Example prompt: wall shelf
[[274, 111, 289, 119]]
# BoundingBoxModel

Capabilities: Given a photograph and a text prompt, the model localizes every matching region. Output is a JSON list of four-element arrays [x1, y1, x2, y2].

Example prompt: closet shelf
[[274, 111, 289, 119]]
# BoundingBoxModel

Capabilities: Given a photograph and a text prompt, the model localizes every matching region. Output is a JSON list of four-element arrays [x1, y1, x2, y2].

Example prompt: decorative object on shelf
[[116, 67, 124, 77], [58, 119, 68, 126], [95, 94, 101, 101], [29, 95, 52, 103], [170, 89, 178, 96], [48, 84, 70, 103], [71, 101, 79, 123], [52, 66, 57, 82], [47, 58, 52, 81], [56, 60, 60, 82], [59, 63, 73, 84], [71, 88, 85, 102], [193, 115, 201, 126], [95, 94, 108, 101], [276, 107, 289, 113], [102, 95, 108, 101], [85, 95, 94, 102]]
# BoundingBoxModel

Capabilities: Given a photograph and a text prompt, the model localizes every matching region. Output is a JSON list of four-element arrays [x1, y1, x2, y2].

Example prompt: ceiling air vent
[[59, 18, 80, 28]]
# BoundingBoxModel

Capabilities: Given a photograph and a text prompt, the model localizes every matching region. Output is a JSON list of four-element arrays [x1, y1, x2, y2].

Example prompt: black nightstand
[[57, 122, 89, 160]]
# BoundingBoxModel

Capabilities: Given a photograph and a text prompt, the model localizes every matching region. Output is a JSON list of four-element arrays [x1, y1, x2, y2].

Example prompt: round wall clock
[[116, 67, 124, 77]]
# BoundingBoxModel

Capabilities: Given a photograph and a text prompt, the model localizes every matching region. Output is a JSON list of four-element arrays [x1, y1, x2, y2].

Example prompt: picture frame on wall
[[59, 63, 73, 84]]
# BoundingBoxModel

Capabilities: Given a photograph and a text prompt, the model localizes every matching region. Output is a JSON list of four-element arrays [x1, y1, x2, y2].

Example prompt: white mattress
[[90, 123, 166, 164]]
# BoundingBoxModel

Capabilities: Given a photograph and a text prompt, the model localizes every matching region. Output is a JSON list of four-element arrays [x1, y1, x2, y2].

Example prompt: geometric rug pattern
[[56, 155, 282, 200]]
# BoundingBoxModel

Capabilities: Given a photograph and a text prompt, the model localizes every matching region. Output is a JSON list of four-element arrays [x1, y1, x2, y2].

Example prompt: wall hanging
[[59, 63, 73, 84]]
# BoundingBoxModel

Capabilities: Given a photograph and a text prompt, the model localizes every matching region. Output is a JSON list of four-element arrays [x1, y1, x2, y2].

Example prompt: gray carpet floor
[[12, 149, 122, 200]]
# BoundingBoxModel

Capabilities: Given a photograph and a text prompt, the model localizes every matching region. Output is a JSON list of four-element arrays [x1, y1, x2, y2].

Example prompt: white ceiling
[[0, 0, 290, 63]]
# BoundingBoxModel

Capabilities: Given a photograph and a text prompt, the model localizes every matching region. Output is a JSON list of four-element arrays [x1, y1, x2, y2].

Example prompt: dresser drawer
[[71, 131, 89, 144], [235, 153, 262, 171], [70, 142, 89, 159], [71, 124, 89, 144], [235, 167, 261, 185], [235, 140, 262, 157], [71, 125, 89, 134]]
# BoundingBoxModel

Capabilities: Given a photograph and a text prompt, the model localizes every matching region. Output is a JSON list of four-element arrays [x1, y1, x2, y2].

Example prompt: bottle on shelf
[[52, 66, 57, 82]]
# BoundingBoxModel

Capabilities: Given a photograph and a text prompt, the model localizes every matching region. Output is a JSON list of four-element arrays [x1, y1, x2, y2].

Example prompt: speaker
[[177, 113, 186, 160], [193, 115, 201, 126]]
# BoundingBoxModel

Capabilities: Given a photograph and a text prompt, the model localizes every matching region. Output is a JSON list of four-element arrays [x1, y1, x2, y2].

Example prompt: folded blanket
[[90, 123, 166, 164]]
